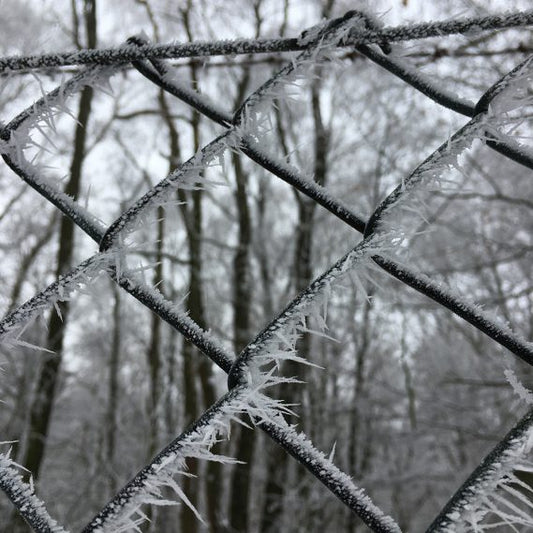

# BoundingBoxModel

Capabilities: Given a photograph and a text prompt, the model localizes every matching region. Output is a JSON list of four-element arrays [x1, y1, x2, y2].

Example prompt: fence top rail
[[0, 10, 531, 73]]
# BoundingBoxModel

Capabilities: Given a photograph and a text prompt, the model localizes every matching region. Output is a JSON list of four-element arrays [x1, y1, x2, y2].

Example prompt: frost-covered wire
[[130, 39, 367, 233], [81, 268, 401, 531], [99, 12, 364, 251], [135, 41, 533, 379], [82, 379, 401, 533], [426, 407, 533, 532], [0, 253, 111, 344], [373, 257, 533, 367], [363, 10, 533, 48], [258, 415, 402, 533], [99, 128, 236, 250], [154, 48, 533, 365], [0, 24, 400, 530], [0, 58, 234, 373], [0, 452, 68, 533], [0, 65, 112, 241], [228, 53, 533, 389], [227, 237, 383, 388], [357, 45, 533, 171], [0, 149, 106, 242], [2, 8, 533, 533], [0, 10, 532, 73], [356, 43, 476, 116], [81, 387, 246, 533], [364, 53, 533, 239], [112, 272, 234, 373]]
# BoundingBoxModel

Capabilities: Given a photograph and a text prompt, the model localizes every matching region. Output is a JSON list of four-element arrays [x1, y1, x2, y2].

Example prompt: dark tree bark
[[146, 208, 164, 458], [228, 72, 254, 533], [105, 284, 121, 492], [6, 2, 97, 532], [261, 72, 329, 533], [2, 213, 57, 461], [20, 0, 96, 481]]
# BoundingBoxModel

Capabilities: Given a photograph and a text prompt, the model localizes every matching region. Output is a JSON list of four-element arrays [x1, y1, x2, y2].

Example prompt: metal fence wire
[[1, 8, 533, 533]]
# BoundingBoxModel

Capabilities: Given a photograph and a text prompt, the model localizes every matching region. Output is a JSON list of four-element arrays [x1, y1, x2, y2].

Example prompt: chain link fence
[[1, 8, 533, 532]]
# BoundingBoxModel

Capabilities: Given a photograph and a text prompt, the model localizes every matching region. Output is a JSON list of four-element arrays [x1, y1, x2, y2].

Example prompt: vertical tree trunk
[[228, 150, 253, 532], [158, 9, 220, 519], [146, 209, 164, 458], [5, 3, 97, 532], [20, 0, 96, 481], [105, 284, 121, 492], [348, 295, 373, 533], [261, 74, 328, 532]]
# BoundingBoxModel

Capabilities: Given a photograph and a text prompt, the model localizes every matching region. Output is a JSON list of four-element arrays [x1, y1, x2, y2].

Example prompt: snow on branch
[[505, 369, 533, 405]]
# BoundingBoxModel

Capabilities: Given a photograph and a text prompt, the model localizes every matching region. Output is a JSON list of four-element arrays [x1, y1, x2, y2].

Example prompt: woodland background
[[1, 0, 533, 531]]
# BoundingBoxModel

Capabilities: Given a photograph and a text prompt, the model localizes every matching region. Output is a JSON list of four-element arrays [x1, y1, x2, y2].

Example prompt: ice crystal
[[505, 368, 533, 406], [0, 253, 113, 346], [0, 451, 68, 533]]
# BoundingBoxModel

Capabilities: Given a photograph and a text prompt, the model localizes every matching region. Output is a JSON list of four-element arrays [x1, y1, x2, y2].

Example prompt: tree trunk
[[20, 0, 96, 482], [146, 208, 164, 458], [105, 284, 121, 492], [6, 3, 96, 532], [228, 150, 254, 532], [261, 74, 328, 533], [159, 36, 219, 524]]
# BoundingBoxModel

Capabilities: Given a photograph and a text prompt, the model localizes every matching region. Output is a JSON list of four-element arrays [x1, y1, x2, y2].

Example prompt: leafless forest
[[1, 1, 533, 531]]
